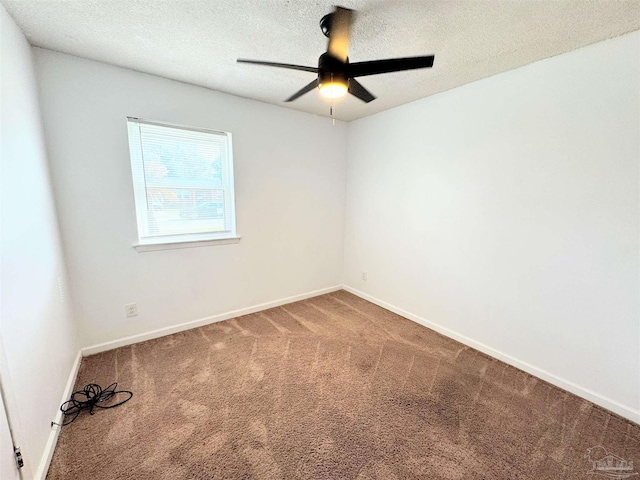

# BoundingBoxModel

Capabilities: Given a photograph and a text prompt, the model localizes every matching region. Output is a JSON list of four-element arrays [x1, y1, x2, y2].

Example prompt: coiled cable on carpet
[[59, 383, 133, 425]]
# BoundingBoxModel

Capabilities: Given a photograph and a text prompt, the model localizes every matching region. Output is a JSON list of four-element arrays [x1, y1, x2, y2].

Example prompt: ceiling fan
[[237, 6, 435, 103]]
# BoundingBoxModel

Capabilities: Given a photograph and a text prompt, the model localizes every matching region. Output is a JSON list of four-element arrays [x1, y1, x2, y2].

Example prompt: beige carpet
[[47, 290, 639, 479]]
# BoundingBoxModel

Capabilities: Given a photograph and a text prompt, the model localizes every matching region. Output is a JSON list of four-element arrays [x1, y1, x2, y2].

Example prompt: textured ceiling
[[3, 0, 640, 121]]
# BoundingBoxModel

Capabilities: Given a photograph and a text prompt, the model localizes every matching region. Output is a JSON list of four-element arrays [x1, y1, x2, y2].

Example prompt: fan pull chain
[[330, 103, 336, 125]]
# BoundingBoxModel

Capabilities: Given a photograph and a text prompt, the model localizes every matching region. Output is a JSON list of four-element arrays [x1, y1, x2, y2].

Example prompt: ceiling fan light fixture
[[319, 81, 348, 99]]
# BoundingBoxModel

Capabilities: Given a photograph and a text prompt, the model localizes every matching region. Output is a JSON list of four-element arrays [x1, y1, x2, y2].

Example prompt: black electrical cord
[[60, 382, 133, 425]]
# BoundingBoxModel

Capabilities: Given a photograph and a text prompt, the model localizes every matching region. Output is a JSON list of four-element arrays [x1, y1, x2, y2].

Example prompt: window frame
[[126, 117, 240, 251]]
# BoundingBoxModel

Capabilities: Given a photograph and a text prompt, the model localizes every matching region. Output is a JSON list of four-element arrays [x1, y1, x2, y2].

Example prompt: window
[[126, 118, 238, 250]]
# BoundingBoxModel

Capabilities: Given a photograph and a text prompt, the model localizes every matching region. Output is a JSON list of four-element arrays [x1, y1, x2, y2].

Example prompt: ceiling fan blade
[[348, 79, 376, 103], [285, 79, 320, 102], [237, 59, 318, 73], [327, 6, 353, 62], [348, 55, 435, 77]]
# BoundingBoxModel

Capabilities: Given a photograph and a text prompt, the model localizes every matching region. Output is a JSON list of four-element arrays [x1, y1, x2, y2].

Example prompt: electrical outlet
[[125, 303, 138, 318], [361, 271, 368, 281]]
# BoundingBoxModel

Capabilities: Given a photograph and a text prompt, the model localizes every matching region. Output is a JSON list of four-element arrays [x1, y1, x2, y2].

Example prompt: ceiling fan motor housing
[[318, 52, 348, 88]]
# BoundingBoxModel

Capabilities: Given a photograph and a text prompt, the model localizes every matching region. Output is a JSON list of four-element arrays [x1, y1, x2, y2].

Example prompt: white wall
[[1, 5, 80, 476], [33, 49, 348, 348], [344, 32, 640, 421]]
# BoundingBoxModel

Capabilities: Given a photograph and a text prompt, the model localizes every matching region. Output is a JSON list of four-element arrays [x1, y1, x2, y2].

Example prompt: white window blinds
[[126, 118, 236, 245]]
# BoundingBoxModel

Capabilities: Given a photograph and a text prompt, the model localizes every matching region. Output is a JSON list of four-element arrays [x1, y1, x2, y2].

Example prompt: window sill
[[134, 236, 241, 252]]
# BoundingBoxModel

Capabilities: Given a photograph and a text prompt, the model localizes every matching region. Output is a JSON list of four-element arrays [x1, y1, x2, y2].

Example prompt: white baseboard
[[81, 285, 342, 356], [34, 350, 82, 480], [343, 285, 640, 425]]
